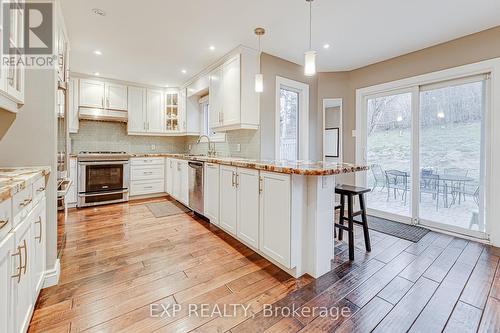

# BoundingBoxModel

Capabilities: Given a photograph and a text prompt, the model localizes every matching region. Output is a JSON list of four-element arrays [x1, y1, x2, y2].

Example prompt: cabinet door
[[259, 171, 291, 268], [165, 159, 172, 195], [0, 233, 14, 333], [180, 161, 189, 206], [236, 168, 259, 249], [32, 201, 46, 296], [105, 83, 128, 110], [222, 55, 241, 125], [128, 86, 147, 133], [219, 165, 237, 235], [204, 163, 219, 225], [12, 215, 33, 333], [68, 78, 79, 133], [146, 89, 165, 133], [79, 79, 105, 108], [209, 66, 223, 128], [178, 89, 187, 133], [67, 157, 78, 205], [172, 160, 180, 200], [6, 2, 24, 103]]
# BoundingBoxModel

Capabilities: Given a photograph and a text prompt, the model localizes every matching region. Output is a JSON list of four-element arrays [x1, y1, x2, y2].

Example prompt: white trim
[[355, 57, 500, 245], [275, 76, 309, 160], [43, 258, 60, 288]]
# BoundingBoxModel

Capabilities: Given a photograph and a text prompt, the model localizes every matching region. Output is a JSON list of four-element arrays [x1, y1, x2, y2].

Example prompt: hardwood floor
[[29, 197, 500, 333]]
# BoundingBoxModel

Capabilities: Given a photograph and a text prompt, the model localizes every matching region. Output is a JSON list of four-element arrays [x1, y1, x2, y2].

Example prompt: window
[[200, 95, 225, 142], [275, 77, 309, 161]]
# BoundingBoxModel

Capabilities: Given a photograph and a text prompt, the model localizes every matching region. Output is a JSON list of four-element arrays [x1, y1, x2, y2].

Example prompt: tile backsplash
[[71, 120, 186, 154], [71, 120, 261, 159]]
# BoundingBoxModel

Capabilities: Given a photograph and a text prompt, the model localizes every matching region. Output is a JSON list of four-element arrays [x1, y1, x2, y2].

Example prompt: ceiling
[[61, 0, 500, 88]]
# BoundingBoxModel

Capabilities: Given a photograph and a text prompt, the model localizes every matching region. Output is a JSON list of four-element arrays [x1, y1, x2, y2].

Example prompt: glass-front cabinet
[[165, 91, 179, 131]]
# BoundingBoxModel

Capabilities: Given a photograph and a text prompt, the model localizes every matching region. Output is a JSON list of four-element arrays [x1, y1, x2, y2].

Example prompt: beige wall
[[260, 53, 319, 160], [0, 69, 58, 270]]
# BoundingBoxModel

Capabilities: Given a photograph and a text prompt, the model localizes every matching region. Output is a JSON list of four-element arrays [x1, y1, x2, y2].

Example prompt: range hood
[[79, 107, 128, 122]]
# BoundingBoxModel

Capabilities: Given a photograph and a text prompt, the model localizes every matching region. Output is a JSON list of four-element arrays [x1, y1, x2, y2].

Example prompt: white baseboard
[[43, 259, 60, 288]]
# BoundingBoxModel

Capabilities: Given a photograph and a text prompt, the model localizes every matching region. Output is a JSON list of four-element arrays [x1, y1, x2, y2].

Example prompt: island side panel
[[292, 174, 335, 278]]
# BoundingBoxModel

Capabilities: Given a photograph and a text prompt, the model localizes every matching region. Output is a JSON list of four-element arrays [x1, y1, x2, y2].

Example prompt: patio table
[[438, 174, 474, 208]]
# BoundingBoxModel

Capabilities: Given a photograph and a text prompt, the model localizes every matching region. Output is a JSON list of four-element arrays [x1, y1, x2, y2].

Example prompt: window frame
[[275, 76, 309, 161], [199, 94, 226, 142]]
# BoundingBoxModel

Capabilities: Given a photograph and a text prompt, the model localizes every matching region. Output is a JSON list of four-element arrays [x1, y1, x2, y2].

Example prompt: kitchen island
[[129, 154, 368, 279]]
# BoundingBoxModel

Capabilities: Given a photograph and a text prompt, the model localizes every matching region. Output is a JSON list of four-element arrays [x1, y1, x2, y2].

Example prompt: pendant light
[[304, 0, 316, 76], [254, 27, 265, 93]]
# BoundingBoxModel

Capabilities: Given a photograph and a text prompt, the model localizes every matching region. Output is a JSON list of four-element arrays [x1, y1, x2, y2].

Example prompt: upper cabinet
[[146, 89, 165, 133], [127, 86, 147, 133], [79, 79, 127, 111], [165, 91, 180, 132], [68, 78, 79, 133], [208, 47, 260, 131]]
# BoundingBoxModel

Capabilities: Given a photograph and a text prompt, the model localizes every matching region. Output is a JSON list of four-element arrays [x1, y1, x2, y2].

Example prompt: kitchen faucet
[[197, 135, 216, 157]]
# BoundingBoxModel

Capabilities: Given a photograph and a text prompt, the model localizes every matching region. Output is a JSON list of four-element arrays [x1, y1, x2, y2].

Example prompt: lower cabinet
[[204, 163, 219, 225], [130, 158, 165, 196], [0, 232, 15, 333], [178, 160, 189, 206], [259, 171, 291, 268], [165, 158, 174, 195], [31, 200, 46, 297], [219, 166, 237, 235], [12, 210, 34, 333], [236, 168, 260, 249], [168, 159, 189, 206]]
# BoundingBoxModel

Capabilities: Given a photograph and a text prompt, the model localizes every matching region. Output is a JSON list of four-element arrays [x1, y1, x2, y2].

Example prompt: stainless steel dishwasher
[[188, 161, 204, 214]]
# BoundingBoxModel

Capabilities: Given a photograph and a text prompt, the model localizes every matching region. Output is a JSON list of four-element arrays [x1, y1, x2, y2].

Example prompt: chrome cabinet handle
[[235, 173, 239, 188], [259, 177, 263, 194], [144, 186, 153, 189], [143, 171, 153, 175], [231, 172, 236, 187], [0, 217, 8, 230], [35, 217, 42, 243], [19, 198, 32, 207], [11, 246, 22, 283]]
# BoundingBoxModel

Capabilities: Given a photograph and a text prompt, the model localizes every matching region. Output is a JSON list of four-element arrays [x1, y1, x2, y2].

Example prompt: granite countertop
[[0, 167, 51, 203], [130, 153, 369, 176]]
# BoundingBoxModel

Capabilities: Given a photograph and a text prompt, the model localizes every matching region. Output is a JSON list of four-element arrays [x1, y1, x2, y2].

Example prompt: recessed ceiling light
[[323, 43, 330, 49], [181, 69, 187, 74], [209, 46, 216, 51], [94, 50, 102, 55], [94, 72, 100, 76], [92, 8, 106, 16]]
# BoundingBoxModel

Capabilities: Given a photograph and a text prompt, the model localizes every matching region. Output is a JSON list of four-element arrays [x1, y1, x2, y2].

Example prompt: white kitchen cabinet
[[147, 89, 165, 133], [219, 165, 237, 235], [105, 83, 128, 110], [130, 158, 165, 196], [222, 55, 241, 126], [179, 160, 189, 206], [236, 168, 259, 249], [67, 157, 77, 206], [68, 78, 79, 133], [31, 200, 46, 297], [79, 79, 105, 108], [178, 89, 187, 133], [128, 86, 147, 133], [165, 158, 174, 195], [204, 163, 219, 225], [259, 171, 291, 268], [209, 66, 223, 129], [12, 211, 34, 333], [6, 0, 25, 105], [0, 232, 14, 333]]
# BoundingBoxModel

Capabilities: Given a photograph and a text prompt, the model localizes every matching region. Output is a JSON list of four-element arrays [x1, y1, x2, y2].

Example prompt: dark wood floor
[[29, 197, 500, 333]]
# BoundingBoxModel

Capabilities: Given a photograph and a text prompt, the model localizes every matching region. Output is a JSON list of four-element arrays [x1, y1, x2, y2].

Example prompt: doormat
[[367, 215, 429, 243], [146, 200, 191, 218]]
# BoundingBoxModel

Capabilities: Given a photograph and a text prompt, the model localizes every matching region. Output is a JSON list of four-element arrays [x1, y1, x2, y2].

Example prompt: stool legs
[[338, 194, 345, 241], [347, 194, 355, 261], [359, 194, 371, 252]]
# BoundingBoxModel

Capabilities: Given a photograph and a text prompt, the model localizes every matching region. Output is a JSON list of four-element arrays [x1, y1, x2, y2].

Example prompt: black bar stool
[[334, 184, 372, 260]]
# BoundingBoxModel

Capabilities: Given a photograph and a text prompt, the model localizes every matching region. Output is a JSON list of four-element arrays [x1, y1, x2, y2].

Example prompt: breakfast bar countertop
[[130, 153, 369, 176], [0, 167, 51, 203]]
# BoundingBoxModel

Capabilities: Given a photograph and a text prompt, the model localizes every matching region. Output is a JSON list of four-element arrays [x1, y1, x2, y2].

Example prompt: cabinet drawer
[[32, 176, 46, 204], [131, 165, 165, 181], [131, 157, 164, 166], [12, 186, 33, 226], [0, 198, 12, 240], [130, 180, 165, 196]]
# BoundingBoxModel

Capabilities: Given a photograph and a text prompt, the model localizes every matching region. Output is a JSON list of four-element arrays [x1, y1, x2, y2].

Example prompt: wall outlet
[[188, 144, 192, 151], [236, 144, 241, 152], [151, 144, 156, 151], [352, 130, 357, 137]]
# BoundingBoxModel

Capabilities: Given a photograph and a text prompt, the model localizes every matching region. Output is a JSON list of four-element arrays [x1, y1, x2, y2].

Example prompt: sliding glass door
[[418, 77, 487, 237], [362, 75, 488, 239]]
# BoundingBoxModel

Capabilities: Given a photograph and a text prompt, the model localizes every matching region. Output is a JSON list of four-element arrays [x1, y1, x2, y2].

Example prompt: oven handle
[[78, 190, 129, 197], [78, 160, 130, 166]]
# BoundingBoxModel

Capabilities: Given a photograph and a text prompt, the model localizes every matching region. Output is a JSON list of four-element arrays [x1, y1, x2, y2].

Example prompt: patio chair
[[444, 168, 469, 204], [385, 170, 409, 205], [452, 183, 480, 207], [420, 174, 440, 211], [370, 164, 386, 191]]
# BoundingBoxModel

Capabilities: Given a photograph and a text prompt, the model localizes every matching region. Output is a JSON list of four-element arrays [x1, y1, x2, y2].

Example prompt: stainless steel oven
[[77, 152, 130, 207]]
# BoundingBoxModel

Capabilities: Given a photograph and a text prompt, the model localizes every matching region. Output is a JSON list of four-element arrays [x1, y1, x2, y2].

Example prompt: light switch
[[351, 130, 357, 137]]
